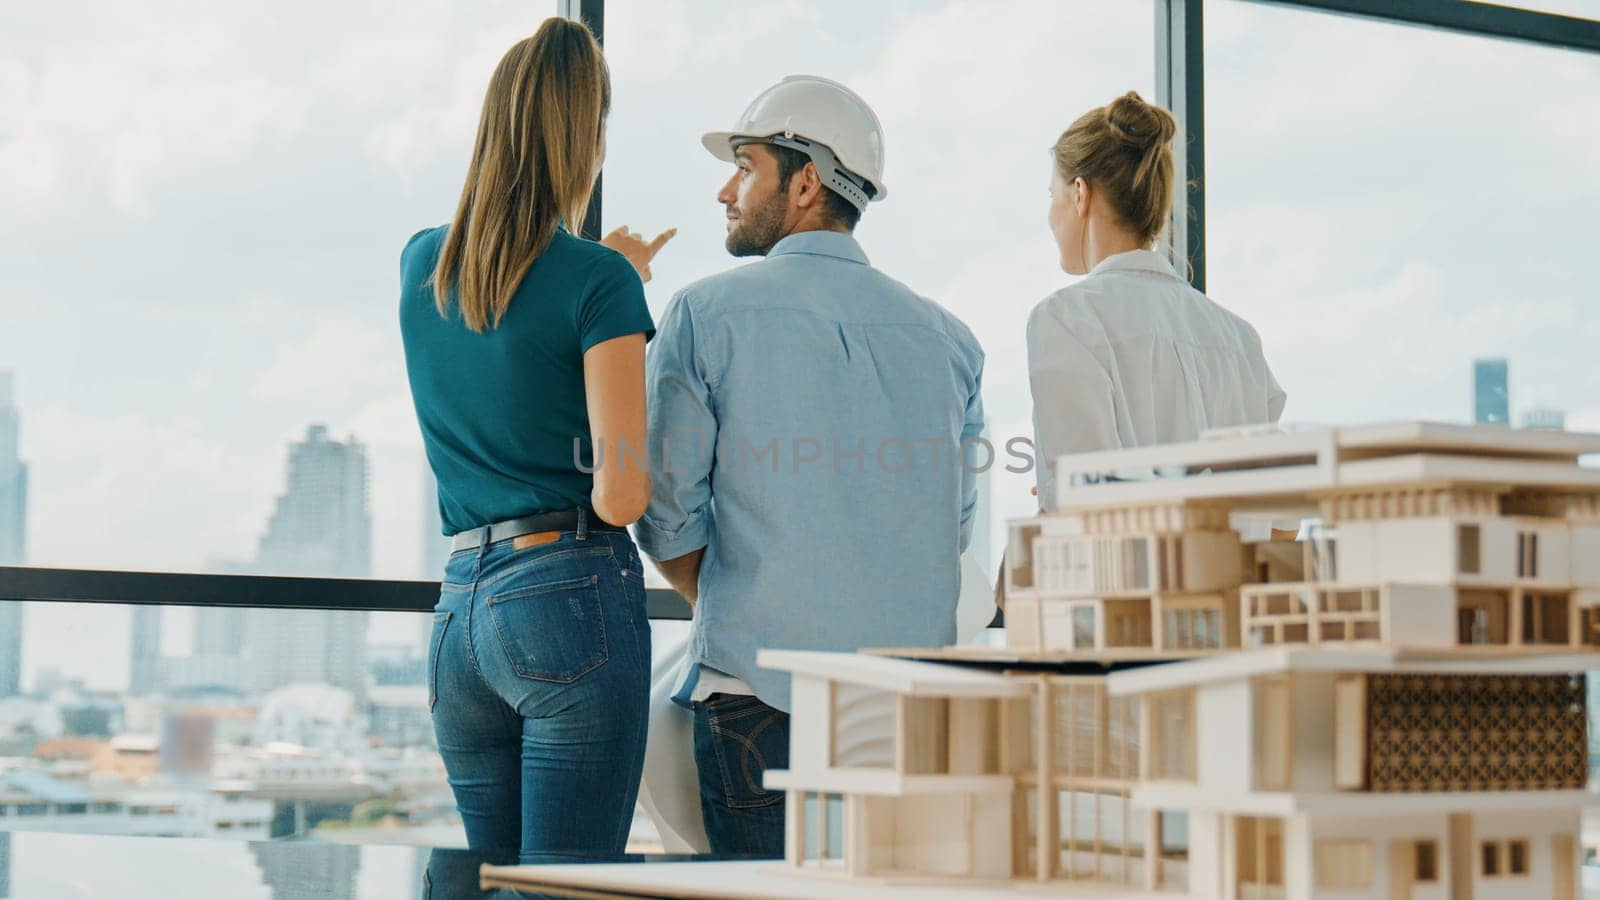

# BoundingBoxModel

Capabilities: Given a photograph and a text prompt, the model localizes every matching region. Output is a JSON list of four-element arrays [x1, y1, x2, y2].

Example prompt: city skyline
[[102, 425, 378, 699]]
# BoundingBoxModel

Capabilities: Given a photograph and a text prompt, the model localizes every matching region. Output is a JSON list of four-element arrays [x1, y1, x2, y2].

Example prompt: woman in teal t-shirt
[[399, 18, 672, 861]]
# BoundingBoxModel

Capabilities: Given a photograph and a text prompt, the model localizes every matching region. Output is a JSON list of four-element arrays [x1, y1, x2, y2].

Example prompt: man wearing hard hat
[[634, 76, 986, 856]]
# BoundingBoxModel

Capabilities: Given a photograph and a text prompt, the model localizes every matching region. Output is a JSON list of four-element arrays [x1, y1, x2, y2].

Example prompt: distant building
[[253, 841, 359, 900], [193, 607, 248, 658], [248, 426, 372, 701], [0, 371, 28, 698], [0, 766, 271, 839], [191, 562, 250, 692], [1473, 357, 1509, 425], [157, 653, 248, 694], [1522, 405, 1567, 431], [253, 684, 364, 755], [257, 424, 371, 579], [367, 684, 432, 749], [128, 606, 162, 696], [368, 643, 426, 688]]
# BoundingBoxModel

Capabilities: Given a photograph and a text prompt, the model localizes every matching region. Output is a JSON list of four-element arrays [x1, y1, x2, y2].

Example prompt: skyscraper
[[1473, 358, 1509, 425], [257, 424, 371, 579], [193, 605, 248, 656], [128, 604, 163, 695], [247, 425, 372, 700], [0, 371, 28, 698]]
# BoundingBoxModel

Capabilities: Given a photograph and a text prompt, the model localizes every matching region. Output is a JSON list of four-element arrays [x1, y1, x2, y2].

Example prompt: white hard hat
[[702, 75, 888, 210]]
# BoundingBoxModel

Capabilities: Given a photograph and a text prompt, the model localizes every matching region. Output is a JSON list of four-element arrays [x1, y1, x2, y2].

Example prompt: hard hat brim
[[700, 130, 889, 202], [701, 131, 742, 163]]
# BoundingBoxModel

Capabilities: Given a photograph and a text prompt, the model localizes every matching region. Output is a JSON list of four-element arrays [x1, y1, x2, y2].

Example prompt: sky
[[2, 0, 1598, 691]]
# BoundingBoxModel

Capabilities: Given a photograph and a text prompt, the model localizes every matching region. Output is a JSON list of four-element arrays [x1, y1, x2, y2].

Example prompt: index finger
[[647, 228, 678, 254]]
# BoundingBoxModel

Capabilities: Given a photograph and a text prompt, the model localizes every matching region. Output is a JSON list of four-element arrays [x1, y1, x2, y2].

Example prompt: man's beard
[[724, 190, 788, 257]]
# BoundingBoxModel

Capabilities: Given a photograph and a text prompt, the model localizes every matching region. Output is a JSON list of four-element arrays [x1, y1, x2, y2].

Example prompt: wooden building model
[[1005, 423, 1600, 656], [761, 423, 1600, 899]]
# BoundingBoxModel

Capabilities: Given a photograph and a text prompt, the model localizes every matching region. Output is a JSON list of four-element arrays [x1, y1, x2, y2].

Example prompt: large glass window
[[602, 0, 1155, 569], [1205, 0, 1600, 431], [0, 6, 566, 582], [2, 0, 1158, 851]]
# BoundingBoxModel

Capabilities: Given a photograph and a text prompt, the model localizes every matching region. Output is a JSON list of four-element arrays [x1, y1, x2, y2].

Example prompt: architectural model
[[760, 422, 1600, 899]]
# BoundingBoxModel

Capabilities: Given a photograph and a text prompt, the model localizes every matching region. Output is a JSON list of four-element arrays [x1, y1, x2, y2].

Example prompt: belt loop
[[576, 507, 589, 541], [474, 527, 490, 567]]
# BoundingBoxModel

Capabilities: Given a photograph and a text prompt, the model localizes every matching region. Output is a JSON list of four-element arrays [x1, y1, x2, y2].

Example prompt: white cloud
[[2, 3, 550, 215], [606, 0, 824, 82], [360, 29, 520, 178], [24, 406, 276, 572], [254, 311, 406, 408], [5, 19, 313, 216], [0, 132, 57, 198]]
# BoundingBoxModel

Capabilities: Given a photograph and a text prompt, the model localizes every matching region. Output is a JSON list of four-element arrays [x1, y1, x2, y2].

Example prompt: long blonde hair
[[432, 18, 610, 332], [1052, 91, 1177, 246]]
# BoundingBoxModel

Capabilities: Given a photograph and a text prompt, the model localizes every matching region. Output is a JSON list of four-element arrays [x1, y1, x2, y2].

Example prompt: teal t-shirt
[[400, 225, 655, 536]]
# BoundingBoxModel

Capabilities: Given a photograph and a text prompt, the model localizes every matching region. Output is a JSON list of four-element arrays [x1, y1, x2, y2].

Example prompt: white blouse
[[1027, 248, 1287, 510]]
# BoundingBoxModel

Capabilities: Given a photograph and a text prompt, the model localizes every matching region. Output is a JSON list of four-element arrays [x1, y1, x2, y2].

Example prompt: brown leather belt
[[448, 508, 621, 553]]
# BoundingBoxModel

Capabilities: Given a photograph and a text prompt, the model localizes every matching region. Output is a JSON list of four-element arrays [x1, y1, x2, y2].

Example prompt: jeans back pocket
[[427, 610, 451, 711], [485, 573, 609, 683], [704, 696, 788, 810]]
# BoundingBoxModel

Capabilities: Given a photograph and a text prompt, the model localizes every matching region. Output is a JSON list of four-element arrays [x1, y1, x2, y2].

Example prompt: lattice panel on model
[[1366, 673, 1588, 792]]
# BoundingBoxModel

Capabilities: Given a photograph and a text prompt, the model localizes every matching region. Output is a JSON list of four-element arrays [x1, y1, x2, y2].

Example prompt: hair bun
[[1104, 91, 1177, 151]]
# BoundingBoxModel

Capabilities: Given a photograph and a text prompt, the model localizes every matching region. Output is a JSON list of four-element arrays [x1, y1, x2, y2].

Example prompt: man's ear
[[793, 161, 824, 209]]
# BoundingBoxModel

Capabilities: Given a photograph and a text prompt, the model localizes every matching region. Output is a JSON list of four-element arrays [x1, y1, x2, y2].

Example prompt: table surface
[[0, 827, 726, 899], [7, 827, 1600, 899]]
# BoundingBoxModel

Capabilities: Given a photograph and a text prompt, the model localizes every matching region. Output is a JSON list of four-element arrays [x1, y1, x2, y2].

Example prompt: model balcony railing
[[1243, 583, 1381, 647]]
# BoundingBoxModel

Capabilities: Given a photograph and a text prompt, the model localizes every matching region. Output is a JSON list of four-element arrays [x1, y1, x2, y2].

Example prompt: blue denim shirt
[[634, 230, 985, 711]]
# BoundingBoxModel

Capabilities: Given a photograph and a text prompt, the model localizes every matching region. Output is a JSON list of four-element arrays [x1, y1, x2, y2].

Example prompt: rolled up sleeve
[[634, 292, 717, 561]]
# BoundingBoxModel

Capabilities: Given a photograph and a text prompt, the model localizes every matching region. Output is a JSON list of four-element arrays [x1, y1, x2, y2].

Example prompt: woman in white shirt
[[1029, 91, 1286, 510]]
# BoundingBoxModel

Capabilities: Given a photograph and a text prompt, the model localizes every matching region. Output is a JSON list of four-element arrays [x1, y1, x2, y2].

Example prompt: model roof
[[1053, 421, 1600, 511], [756, 650, 1033, 698], [1106, 644, 1600, 695]]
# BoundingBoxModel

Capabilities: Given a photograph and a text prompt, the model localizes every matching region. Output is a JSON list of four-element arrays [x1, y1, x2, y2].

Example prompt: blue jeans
[[429, 521, 650, 862], [692, 693, 790, 857]]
